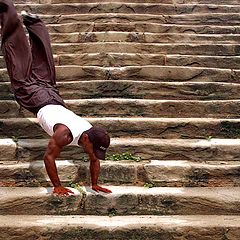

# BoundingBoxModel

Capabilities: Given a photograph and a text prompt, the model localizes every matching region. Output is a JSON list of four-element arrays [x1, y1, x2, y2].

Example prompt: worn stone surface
[[3, 117, 240, 139], [49, 32, 240, 44], [0, 160, 140, 186], [50, 42, 240, 56], [0, 215, 239, 240], [0, 139, 16, 161], [2, 80, 240, 101], [3, 99, 240, 118], [46, 22, 240, 35], [1, 186, 240, 215], [38, 13, 240, 26], [1, 160, 240, 187], [144, 160, 240, 187], [14, 3, 240, 16], [2, 138, 240, 162]]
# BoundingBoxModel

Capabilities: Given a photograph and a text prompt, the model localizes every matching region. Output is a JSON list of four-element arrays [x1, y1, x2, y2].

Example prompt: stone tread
[[3, 81, 240, 100], [1, 215, 240, 240], [46, 22, 240, 34], [2, 99, 240, 118], [14, 0, 240, 3], [48, 32, 240, 44], [39, 13, 240, 26], [1, 160, 240, 187], [14, 3, 240, 16], [2, 117, 240, 139], [2, 54, 240, 69], [2, 137, 240, 162], [1, 186, 240, 215], [0, 66, 239, 83]]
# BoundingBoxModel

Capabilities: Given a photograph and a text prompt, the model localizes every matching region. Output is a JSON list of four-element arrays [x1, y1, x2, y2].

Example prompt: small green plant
[[67, 177, 85, 194], [144, 182, 155, 188], [106, 152, 142, 162], [108, 208, 117, 217], [206, 136, 212, 141], [11, 136, 18, 143]]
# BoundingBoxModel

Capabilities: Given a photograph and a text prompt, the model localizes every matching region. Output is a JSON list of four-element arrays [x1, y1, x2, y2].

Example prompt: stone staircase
[[1, 0, 240, 239]]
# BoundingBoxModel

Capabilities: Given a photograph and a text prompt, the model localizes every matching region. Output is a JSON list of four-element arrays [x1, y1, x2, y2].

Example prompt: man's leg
[[23, 13, 56, 87], [0, 0, 32, 89]]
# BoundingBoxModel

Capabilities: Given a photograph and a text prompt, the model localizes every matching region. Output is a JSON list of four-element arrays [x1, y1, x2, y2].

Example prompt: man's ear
[[82, 133, 90, 142]]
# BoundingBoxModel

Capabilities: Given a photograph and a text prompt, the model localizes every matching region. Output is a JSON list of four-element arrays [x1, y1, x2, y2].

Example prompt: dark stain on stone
[[220, 121, 240, 138], [187, 169, 210, 187]]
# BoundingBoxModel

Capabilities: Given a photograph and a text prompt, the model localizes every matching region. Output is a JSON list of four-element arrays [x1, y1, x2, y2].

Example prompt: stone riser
[[47, 22, 240, 35], [1, 186, 240, 215], [2, 54, 240, 69], [40, 13, 240, 26], [1, 42, 238, 56], [1, 160, 240, 188], [2, 117, 240, 139], [0, 66, 239, 83], [2, 99, 240, 118], [1, 215, 240, 240], [48, 32, 240, 44], [14, 3, 240, 15], [14, 0, 240, 4], [2, 138, 240, 162], [50, 43, 239, 56], [2, 81, 240, 101]]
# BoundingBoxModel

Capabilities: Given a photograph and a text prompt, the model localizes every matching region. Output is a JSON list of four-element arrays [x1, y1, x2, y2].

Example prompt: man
[[0, 0, 112, 195]]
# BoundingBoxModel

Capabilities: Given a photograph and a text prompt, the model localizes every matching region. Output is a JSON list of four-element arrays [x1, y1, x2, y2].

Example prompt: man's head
[[81, 127, 110, 160]]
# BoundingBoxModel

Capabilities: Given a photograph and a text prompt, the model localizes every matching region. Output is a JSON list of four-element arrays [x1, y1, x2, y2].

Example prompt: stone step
[[14, 3, 240, 15], [2, 117, 240, 139], [40, 13, 240, 26], [1, 215, 240, 240], [1, 160, 240, 187], [14, 0, 240, 4], [47, 22, 240, 35], [2, 99, 240, 118], [1, 54, 240, 69], [2, 138, 240, 162], [1, 42, 238, 56], [1, 186, 240, 215], [0, 66, 239, 83], [2, 81, 240, 100], [50, 42, 239, 56], [49, 32, 240, 44]]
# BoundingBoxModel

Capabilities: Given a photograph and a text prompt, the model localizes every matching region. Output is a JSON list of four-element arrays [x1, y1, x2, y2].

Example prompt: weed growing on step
[[11, 136, 18, 143], [108, 208, 117, 217], [67, 176, 86, 195], [106, 152, 142, 162], [206, 136, 212, 141], [144, 182, 155, 188]]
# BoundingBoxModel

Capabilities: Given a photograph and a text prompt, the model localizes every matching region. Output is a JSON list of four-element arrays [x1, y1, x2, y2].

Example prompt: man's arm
[[44, 126, 74, 196], [88, 152, 112, 193]]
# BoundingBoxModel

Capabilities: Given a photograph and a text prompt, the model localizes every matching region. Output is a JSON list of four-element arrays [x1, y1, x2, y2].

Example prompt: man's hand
[[53, 186, 74, 196], [92, 185, 112, 193]]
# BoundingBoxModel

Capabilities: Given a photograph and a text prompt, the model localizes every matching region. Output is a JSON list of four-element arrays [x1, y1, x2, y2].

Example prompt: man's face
[[82, 134, 94, 155]]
